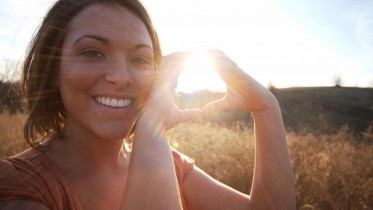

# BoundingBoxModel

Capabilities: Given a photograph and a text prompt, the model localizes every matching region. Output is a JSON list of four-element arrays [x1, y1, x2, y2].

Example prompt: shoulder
[[0, 148, 77, 208], [1, 148, 47, 184], [0, 148, 42, 182], [0, 200, 50, 210], [0, 149, 46, 203], [0, 157, 24, 186]]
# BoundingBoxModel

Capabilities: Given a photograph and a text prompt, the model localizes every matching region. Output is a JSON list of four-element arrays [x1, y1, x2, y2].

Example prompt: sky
[[0, 0, 372, 92]]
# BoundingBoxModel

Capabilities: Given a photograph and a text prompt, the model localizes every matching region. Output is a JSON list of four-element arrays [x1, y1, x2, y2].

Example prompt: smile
[[95, 96, 131, 108]]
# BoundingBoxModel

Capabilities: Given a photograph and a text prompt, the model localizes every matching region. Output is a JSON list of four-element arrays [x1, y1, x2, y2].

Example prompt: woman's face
[[58, 3, 156, 140]]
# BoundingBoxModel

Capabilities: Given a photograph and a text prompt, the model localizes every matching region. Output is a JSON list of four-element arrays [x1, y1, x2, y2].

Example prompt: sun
[[176, 52, 226, 93]]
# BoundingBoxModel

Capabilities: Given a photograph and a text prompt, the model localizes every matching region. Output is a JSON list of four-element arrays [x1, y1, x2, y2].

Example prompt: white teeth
[[118, 99, 124, 107], [105, 98, 110, 106], [111, 99, 118, 107], [95, 97, 131, 108]]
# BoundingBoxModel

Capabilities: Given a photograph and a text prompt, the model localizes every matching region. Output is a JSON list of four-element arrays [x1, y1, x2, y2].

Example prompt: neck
[[45, 122, 131, 176]]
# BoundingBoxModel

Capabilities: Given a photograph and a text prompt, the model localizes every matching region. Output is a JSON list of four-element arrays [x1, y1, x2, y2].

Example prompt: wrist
[[136, 110, 167, 134], [250, 93, 280, 113]]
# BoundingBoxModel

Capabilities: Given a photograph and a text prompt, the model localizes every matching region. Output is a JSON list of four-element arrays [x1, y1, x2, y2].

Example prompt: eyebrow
[[73, 35, 109, 46], [134, 44, 153, 51], [73, 35, 153, 51]]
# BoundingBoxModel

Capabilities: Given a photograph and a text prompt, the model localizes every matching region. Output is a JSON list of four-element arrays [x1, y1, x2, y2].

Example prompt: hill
[[175, 87, 373, 133], [1, 81, 372, 133], [274, 87, 372, 133]]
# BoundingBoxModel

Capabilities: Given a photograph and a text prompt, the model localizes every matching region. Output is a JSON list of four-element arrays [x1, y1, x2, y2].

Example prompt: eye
[[81, 48, 105, 59], [130, 56, 151, 65]]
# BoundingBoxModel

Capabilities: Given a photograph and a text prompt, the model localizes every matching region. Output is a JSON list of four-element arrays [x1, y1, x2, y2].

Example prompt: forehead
[[65, 3, 152, 47]]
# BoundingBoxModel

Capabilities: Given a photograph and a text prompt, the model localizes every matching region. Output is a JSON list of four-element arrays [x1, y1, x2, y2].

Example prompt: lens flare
[[177, 52, 226, 93]]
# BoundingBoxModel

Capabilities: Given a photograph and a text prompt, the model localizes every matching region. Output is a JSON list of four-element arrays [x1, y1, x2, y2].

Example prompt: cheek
[[132, 70, 157, 101], [135, 70, 156, 89], [59, 59, 101, 86], [58, 63, 99, 108]]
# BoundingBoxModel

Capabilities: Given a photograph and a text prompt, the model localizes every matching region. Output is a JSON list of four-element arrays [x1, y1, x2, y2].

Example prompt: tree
[[267, 81, 277, 93], [0, 57, 22, 82], [332, 73, 343, 87]]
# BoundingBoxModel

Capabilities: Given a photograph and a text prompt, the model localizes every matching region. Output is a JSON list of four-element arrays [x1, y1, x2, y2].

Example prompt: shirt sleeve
[[171, 148, 195, 181], [171, 148, 195, 210]]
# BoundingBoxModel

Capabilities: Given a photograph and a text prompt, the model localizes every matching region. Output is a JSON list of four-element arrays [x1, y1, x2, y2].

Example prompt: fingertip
[[202, 99, 229, 114], [179, 109, 203, 123]]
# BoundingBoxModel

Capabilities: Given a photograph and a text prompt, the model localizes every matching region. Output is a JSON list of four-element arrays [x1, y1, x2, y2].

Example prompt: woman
[[0, 0, 295, 209]]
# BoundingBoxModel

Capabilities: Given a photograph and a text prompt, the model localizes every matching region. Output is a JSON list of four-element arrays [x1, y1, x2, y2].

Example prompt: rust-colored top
[[0, 148, 194, 210]]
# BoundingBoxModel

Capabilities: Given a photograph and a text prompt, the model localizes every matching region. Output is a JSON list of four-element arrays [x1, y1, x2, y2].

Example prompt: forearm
[[249, 98, 296, 210], [120, 112, 183, 210]]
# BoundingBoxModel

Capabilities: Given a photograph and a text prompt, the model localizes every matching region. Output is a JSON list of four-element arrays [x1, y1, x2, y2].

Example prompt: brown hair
[[22, 0, 162, 149]]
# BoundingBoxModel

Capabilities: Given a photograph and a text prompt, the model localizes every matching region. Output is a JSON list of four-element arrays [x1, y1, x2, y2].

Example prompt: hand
[[141, 50, 277, 132], [141, 52, 202, 130], [201, 50, 278, 114]]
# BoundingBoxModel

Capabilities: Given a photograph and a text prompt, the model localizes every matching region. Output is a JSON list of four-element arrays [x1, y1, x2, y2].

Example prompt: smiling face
[[59, 3, 156, 141]]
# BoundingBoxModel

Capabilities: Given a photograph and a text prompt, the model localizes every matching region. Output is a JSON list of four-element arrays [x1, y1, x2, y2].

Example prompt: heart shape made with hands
[[177, 52, 226, 94], [154, 50, 220, 127], [161, 50, 227, 110], [180, 52, 227, 111], [157, 50, 275, 125]]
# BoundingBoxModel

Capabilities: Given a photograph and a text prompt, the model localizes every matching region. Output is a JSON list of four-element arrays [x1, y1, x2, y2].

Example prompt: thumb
[[201, 98, 230, 114], [167, 108, 203, 129], [177, 109, 203, 123]]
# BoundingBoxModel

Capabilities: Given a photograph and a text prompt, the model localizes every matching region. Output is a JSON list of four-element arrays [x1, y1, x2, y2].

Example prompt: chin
[[95, 129, 132, 142], [108, 122, 135, 140]]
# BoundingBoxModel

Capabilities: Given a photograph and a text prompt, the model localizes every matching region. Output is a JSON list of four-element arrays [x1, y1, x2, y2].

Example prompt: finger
[[201, 98, 230, 114], [162, 51, 190, 62], [177, 109, 203, 124], [151, 66, 181, 99], [204, 51, 247, 86], [160, 52, 190, 76], [157, 54, 189, 93], [166, 108, 203, 130], [215, 63, 247, 85]]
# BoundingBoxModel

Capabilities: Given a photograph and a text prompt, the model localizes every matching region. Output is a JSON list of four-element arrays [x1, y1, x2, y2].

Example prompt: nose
[[105, 58, 133, 86]]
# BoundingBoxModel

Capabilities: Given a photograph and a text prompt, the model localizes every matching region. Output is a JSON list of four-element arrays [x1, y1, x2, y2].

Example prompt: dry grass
[[0, 112, 372, 210], [0, 112, 28, 156], [167, 121, 255, 194], [288, 126, 373, 210]]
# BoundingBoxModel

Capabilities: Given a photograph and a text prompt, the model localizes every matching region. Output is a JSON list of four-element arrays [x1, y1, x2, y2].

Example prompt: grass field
[[0, 112, 372, 210]]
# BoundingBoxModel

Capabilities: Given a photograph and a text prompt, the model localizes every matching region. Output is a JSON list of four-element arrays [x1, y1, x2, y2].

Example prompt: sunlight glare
[[176, 52, 226, 93]]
